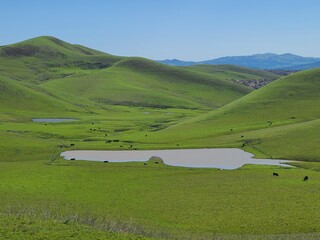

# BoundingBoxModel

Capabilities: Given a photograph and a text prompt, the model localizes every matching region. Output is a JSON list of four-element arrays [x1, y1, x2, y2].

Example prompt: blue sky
[[0, 0, 319, 60]]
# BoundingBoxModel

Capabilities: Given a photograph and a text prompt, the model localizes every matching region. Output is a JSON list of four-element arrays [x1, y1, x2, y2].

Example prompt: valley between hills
[[1, 36, 320, 239]]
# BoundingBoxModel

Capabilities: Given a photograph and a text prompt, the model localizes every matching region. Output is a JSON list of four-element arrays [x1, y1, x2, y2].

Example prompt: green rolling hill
[[0, 75, 92, 119], [42, 57, 254, 109], [193, 68, 319, 126], [1, 36, 281, 111], [0, 36, 122, 83], [156, 69, 320, 160], [184, 64, 279, 82]]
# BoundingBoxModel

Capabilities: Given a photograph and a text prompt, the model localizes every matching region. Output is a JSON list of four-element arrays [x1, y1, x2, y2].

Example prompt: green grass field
[[1, 36, 320, 239]]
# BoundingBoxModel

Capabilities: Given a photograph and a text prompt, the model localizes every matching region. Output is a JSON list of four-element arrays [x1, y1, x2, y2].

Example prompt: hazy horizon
[[1, 0, 319, 61]]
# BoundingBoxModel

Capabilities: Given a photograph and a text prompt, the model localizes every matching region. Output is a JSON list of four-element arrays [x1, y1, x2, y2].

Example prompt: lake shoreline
[[61, 148, 294, 169]]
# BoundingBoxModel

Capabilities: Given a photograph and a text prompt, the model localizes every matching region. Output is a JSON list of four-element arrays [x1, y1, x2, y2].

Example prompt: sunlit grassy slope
[[0, 36, 281, 110], [154, 69, 320, 160], [0, 76, 85, 115], [0, 36, 122, 82], [42, 57, 253, 109]]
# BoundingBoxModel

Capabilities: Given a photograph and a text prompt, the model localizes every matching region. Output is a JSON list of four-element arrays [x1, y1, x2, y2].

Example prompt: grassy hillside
[[185, 64, 280, 82], [153, 69, 320, 160], [0, 36, 123, 83], [0, 36, 121, 63], [0, 76, 83, 115], [0, 36, 264, 110], [43, 57, 253, 109], [189, 68, 320, 126]]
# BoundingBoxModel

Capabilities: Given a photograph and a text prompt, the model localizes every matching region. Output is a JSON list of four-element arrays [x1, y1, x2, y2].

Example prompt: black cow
[[70, 143, 75, 147], [70, 158, 75, 160], [103, 160, 109, 163], [273, 172, 279, 176], [303, 176, 309, 181], [144, 162, 147, 166]]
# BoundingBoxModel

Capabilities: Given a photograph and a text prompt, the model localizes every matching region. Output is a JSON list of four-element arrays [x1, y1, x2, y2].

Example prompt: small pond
[[61, 148, 294, 169], [32, 118, 77, 123]]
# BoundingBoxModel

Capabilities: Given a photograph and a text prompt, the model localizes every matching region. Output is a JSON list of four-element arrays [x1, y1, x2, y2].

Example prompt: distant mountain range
[[158, 53, 320, 70]]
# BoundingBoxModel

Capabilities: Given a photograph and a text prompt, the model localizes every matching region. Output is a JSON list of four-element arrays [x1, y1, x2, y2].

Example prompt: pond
[[61, 148, 294, 169], [32, 118, 77, 123]]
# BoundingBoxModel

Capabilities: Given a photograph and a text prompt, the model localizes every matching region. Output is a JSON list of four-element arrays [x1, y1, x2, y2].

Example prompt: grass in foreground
[[0, 215, 159, 240], [1, 158, 320, 239]]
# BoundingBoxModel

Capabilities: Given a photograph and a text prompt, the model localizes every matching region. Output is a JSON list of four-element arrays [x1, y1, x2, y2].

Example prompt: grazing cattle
[[241, 135, 244, 138], [273, 172, 279, 176], [105, 134, 108, 136], [120, 145, 123, 148], [45, 123, 47, 126], [303, 176, 309, 181], [145, 134, 148, 137], [144, 162, 147, 165], [90, 129, 92, 130], [70, 143, 75, 147], [70, 158, 75, 160], [155, 161, 159, 164], [103, 160, 109, 163]]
